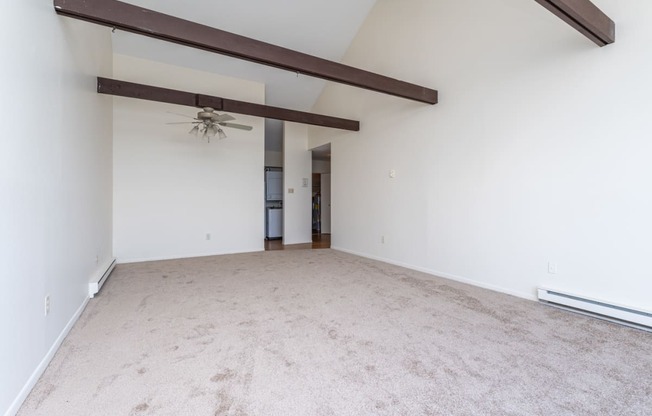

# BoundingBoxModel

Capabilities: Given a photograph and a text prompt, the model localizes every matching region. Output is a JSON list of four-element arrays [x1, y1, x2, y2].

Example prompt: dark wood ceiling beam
[[97, 78, 360, 131], [534, 0, 615, 46], [197, 95, 359, 131], [54, 0, 438, 105], [97, 77, 197, 107]]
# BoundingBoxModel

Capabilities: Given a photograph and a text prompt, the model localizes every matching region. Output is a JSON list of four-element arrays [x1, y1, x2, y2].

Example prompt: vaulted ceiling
[[112, 0, 378, 112], [98, 0, 613, 151]]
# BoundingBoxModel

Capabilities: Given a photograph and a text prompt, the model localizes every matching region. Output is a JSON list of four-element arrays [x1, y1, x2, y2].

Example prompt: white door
[[321, 173, 331, 234]]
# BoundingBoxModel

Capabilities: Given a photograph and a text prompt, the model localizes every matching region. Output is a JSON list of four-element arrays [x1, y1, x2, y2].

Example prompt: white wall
[[0, 2, 113, 414], [312, 159, 331, 174], [310, 0, 652, 311], [113, 55, 265, 262], [265, 151, 283, 167], [283, 123, 313, 244]]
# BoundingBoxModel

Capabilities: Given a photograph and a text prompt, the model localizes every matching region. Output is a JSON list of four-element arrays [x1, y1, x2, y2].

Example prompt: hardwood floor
[[264, 234, 331, 251]]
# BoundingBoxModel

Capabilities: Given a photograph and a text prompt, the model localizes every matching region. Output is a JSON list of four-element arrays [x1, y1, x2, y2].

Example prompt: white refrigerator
[[266, 207, 283, 239], [265, 169, 283, 239]]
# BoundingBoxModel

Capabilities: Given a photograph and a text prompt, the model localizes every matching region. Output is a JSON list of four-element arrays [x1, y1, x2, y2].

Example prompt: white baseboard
[[4, 296, 90, 416], [283, 241, 312, 246], [117, 248, 265, 264], [332, 246, 537, 302]]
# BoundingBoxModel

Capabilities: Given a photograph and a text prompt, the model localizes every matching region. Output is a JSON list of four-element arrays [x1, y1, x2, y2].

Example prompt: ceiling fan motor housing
[[198, 107, 216, 120]]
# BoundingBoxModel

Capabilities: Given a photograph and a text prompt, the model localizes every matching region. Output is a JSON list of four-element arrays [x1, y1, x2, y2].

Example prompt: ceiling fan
[[167, 107, 253, 142]]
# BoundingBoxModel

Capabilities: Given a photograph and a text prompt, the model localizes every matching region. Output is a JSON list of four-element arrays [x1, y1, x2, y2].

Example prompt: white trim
[[117, 248, 265, 264], [331, 246, 537, 302], [283, 241, 313, 246], [4, 296, 90, 416]]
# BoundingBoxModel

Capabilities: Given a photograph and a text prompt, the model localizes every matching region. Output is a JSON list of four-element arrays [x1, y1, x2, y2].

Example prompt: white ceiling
[[112, 0, 377, 112]]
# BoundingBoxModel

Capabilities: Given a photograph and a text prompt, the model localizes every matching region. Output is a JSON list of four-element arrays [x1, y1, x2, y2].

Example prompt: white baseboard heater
[[89, 258, 117, 298], [537, 287, 652, 332]]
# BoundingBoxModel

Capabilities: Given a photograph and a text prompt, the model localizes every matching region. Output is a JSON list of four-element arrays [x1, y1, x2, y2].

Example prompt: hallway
[[264, 234, 330, 251]]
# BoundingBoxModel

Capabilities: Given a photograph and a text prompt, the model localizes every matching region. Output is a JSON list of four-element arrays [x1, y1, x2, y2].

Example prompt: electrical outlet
[[206, 233, 211, 241], [302, 178, 309, 187], [288, 188, 294, 194], [548, 262, 558, 274], [389, 169, 396, 178], [44, 295, 50, 316]]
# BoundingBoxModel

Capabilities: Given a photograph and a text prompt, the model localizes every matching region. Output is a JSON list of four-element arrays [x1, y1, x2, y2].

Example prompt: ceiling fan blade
[[166, 111, 197, 120], [166, 121, 201, 125], [212, 113, 236, 123], [219, 122, 253, 131]]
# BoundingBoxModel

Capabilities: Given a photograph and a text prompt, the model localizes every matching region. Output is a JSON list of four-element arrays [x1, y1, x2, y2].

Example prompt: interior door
[[320, 173, 331, 234]]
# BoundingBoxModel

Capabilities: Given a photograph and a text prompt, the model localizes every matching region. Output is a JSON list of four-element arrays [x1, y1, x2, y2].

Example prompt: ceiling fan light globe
[[218, 128, 227, 140]]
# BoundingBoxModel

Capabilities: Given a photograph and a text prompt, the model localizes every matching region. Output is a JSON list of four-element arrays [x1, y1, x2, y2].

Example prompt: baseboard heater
[[89, 258, 117, 298], [537, 287, 652, 332]]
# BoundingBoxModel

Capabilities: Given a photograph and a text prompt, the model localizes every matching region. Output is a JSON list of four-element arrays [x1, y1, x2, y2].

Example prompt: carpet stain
[[77, 308, 100, 330], [137, 368, 147, 375], [137, 294, 153, 312], [173, 353, 197, 363], [211, 369, 236, 382], [199, 337, 215, 346], [132, 402, 149, 413], [186, 323, 216, 339], [32, 382, 57, 410], [189, 387, 208, 398], [214, 390, 233, 415], [406, 360, 436, 380], [94, 374, 119, 397]]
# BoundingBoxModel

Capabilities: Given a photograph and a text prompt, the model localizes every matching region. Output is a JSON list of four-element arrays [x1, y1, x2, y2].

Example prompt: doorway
[[311, 143, 331, 248], [263, 120, 284, 250]]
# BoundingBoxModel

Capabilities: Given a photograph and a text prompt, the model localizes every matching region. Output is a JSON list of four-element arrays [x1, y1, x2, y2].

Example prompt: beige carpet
[[19, 250, 652, 415]]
